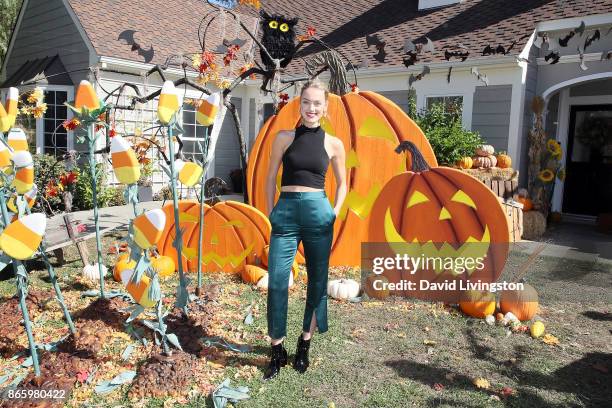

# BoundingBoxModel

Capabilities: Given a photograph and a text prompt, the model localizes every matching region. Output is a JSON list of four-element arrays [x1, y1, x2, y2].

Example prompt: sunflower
[[546, 139, 562, 157], [556, 168, 566, 181], [539, 169, 555, 183]]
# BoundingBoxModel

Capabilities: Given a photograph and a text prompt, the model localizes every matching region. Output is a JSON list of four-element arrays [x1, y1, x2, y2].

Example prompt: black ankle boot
[[293, 334, 311, 373], [263, 342, 288, 380]]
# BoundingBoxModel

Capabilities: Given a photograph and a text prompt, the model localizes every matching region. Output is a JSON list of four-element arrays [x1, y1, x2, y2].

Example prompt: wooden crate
[[497, 197, 523, 242]]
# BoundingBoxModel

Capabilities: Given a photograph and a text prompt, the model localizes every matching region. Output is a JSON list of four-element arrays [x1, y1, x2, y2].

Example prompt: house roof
[[261, 0, 612, 69], [65, 0, 260, 68], [65, 0, 612, 76], [0, 55, 72, 88]]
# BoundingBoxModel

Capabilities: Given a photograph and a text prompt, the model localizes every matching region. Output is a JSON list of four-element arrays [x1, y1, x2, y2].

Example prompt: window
[[42, 90, 68, 156], [426, 95, 463, 117], [181, 101, 212, 165]]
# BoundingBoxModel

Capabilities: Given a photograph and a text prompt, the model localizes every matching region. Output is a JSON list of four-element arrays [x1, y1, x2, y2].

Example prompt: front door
[[562, 105, 612, 216]]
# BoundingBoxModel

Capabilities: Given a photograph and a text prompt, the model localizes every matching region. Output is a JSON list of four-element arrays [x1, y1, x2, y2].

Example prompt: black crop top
[[281, 124, 330, 189]]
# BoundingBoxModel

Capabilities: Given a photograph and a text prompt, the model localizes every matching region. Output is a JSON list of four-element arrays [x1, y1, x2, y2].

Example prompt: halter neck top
[[281, 124, 329, 189]]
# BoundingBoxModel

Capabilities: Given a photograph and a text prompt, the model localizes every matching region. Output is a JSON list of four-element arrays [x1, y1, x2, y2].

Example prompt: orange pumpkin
[[247, 91, 437, 266], [499, 284, 539, 321], [113, 253, 136, 282], [151, 255, 175, 278], [459, 291, 496, 318], [456, 157, 473, 169], [157, 200, 271, 274], [496, 153, 512, 169], [241, 264, 267, 284], [368, 141, 510, 301], [517, 197, 533, 211], [363, 274, 390, 300]]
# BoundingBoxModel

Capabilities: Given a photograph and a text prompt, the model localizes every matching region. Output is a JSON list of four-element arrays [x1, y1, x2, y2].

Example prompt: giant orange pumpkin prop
[[157, 200, 271, 274], [368, 142, 510, 301], [247, 90, 437, 266]]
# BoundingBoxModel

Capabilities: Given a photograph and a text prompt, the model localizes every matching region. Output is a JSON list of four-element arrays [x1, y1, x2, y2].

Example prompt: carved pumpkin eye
[[269, 21, 278, 29], [406, 191, 430, 208], [451, 190, 477, 209], [279, 23, 289, 32]]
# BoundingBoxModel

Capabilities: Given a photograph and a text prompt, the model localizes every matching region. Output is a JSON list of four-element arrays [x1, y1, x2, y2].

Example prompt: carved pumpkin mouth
[[383, 207, 491, 276]]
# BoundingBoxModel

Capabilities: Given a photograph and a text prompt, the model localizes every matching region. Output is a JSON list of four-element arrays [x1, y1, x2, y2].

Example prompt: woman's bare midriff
[[280, 185, 324, 192]]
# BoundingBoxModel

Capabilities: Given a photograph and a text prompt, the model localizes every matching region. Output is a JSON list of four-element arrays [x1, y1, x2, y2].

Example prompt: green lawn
[[0, 234, 610, 407]]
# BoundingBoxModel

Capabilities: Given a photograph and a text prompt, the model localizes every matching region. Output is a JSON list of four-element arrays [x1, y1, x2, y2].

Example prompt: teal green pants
[[267, 191, 336, 339]]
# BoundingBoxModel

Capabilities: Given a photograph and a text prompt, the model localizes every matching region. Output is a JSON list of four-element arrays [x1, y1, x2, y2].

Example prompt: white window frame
[[418, 91, 473, 130], [181, 89, 216, 179], [34, 85, 75, 155]]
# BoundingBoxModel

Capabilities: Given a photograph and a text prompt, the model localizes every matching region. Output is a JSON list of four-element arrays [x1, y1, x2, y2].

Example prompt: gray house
[[2, 0, 612, 220]]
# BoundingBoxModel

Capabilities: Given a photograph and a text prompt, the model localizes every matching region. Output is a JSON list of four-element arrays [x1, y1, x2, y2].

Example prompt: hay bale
[[462, 167, 519, 182], [522, 211, 546, 240]]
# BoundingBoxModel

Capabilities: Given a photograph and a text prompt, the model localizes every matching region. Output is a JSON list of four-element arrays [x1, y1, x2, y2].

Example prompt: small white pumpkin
[[82, 263, 108, 281], [327, 278, 360, 300], [475, 144, 495, 157], [256, 272, 293, 290]]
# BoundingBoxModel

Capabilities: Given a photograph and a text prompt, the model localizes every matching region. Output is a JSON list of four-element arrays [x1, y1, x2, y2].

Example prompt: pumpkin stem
[[395, 141, 430, 172]]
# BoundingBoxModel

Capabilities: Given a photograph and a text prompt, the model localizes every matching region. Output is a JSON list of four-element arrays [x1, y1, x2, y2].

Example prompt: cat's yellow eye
[[280, 23, 289, 32], [269, 21, 278, 29]]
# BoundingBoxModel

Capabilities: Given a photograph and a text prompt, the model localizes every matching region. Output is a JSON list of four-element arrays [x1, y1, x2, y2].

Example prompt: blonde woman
[[263, 79, 347, 380]]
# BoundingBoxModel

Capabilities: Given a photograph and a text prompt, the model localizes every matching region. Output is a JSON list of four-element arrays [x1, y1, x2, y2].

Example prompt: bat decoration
[[214, 38, 248, 53], [444, 49, 470, 61], [558, 31, 575, 47], [482, 43, 512, 56], [366, 33, 385, 48], [584, 29, 601, 51], [365, 33, 387, 62], [471, 67, 489, 86], [575, 21, 586, 36], [447, 66, 453, 84], [118, 30, 155, 63], [545, 51, 560, 64], [408, 66, 430, 87], [374, 43, 387, 62], [402, 51, 417, 67], [601, 50, 612, 61]]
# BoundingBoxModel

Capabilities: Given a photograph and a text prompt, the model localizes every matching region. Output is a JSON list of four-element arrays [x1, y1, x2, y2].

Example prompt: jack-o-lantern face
[[247, 91, 438, 266], [157, 200, 271, 274], [368, 142, 510, 301]]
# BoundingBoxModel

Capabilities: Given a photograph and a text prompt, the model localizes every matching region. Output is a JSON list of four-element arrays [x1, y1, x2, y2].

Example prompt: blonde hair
[[300, 77, 329, 101]]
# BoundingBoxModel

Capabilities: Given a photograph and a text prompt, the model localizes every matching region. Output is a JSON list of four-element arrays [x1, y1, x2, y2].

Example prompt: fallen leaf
[[501, 386, 515, 398], [489, 394, 501, 401], [76, 369, 89, 384], [444, 373, 456, 382], [542, 333, 560, 346], [473, 377, 490, 389], [423, 339, 437, 346], [433, 383, 444, 391]]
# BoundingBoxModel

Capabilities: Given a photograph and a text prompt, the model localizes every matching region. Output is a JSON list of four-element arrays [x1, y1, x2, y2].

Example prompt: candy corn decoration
[[0, 87, 18, 133], [0, 213, 46, 260], [111, 135, 140, 184], [7, 128, 28, 151], [120, 269, 156, 308], [11, 151, 34, 194], [0, 142, 12, 168], [157, 81, 180, 125], [175, 159, 203, 186], [7, 184, 38, 213], [74, 80, 100, 112], [196, 92, 221, 126], [133, 209, 166, 249]]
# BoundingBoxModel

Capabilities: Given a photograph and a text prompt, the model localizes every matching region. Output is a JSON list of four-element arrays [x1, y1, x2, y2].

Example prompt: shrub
[[410, 98, 484, 166], [33, 154, 66, 214], [73, 161, 111, 210]]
